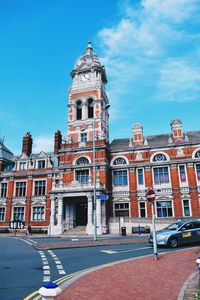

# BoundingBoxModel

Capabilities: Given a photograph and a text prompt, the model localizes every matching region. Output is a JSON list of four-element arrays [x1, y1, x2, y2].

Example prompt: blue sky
[[1, 0, 200, 155]]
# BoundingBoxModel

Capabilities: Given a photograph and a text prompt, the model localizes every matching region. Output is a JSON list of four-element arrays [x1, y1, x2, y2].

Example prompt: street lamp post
[[93, 104, 110, 241]]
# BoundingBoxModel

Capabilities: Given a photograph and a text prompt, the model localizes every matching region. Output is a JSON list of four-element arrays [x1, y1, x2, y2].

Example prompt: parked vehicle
[[149, 220, 200, 248]]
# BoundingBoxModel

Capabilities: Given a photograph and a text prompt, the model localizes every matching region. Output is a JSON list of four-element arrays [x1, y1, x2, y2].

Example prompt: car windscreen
[[164, 222, 183, 231]]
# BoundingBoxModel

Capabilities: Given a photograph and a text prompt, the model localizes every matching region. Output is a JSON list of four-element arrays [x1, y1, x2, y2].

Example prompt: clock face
[[80, 73, 90, 81]]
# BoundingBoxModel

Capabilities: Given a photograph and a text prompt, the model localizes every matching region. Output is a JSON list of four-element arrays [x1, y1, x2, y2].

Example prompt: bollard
[[138, 225, 141, 237], [38, 282, 62, 300], [196, 257, 200, 283]]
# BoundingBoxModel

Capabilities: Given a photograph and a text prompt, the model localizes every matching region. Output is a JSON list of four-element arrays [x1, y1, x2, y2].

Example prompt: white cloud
[[142, 0, 199, 23], [156, 59, 200, 102], [97, 0, 200, 113], [33, 135, 53, 153]]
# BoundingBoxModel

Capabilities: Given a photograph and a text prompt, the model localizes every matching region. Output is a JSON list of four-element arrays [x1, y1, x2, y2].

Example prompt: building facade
[[0, 42, 200, 235]]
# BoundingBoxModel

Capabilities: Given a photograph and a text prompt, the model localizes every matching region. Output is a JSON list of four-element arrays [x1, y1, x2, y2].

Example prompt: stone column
[[57, 195, 63, 233], [101, 200, 106, 226], [82, 102, 87, 120], [86, 193, 93, 235], [64, 202, 70, 230], [49, 195, 55, 236], [96, 199, 102, 235]]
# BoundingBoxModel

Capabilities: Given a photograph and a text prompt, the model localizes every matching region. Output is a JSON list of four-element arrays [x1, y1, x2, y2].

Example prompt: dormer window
[[19, 162, 26, 170], [87, 98, 94, 118], [195, 150, 200, 158], [38, 160, 45, 169], [76, 100, 82, 120], [4, 162, 15, 172]]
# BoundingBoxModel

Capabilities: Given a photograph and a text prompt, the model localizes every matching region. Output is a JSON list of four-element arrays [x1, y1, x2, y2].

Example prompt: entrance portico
[[49, 181, 107, 236]]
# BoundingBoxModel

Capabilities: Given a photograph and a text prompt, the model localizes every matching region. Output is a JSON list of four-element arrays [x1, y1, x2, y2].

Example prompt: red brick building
[[0, 42, 199, 235]]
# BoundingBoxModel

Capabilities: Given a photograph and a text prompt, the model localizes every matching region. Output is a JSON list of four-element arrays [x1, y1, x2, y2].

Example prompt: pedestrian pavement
[[34, 235, 149, 250], [56, 247, 199, 300]]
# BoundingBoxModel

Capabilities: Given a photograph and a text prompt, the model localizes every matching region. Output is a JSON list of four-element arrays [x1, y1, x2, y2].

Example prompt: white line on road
[[43, 276, 51, 282], [100, 246, 152, 254], [39, 251, 51, 283], [27, 239, 38, 244], [20, 239, 33, 246], [48, 250, 66, 275], [101, 250, 118, 254]]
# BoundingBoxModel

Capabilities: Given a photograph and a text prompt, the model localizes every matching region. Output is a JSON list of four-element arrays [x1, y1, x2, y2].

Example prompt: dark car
[[149, 220, 200, 248]]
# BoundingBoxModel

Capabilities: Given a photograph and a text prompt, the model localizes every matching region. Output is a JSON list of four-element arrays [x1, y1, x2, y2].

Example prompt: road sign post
[[146, 189, 158, 260]]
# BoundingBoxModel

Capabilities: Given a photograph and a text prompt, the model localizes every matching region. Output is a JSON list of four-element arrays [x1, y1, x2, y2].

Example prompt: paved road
[[0, 236, 197, 300], [0, 237, 42, 300]]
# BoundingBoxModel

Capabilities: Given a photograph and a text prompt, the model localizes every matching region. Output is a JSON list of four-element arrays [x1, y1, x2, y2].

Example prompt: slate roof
[[0, 139, 14, 161], [110, 131, 200, 151]]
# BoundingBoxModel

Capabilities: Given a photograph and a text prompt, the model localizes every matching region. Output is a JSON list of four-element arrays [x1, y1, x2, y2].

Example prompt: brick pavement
[[35, 236, 148, 250], [57, 248, 200, 300]]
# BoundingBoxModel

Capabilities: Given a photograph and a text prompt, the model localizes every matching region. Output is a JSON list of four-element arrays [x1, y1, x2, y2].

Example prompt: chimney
[[54, 130, 62, 155], [22, 132, 33, 156], [170, 119, 183, 142], [132, 123, 143, 145]]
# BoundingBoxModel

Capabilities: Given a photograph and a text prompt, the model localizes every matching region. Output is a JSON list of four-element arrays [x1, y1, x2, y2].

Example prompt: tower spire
[[86, 41, 93, 54]]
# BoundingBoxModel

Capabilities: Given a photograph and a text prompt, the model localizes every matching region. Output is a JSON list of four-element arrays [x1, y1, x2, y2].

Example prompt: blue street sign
[[96, 195, 109, 200]]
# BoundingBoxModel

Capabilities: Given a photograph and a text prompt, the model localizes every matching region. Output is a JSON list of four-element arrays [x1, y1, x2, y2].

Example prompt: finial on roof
[[129, 138, 133, 147], [144, 137, 148, 146], [184, 134, 189, 142], [86, 41, 93, 53], [168, 134, 173, 144]]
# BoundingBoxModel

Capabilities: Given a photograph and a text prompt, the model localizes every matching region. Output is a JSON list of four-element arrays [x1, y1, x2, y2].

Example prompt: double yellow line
[[23, 262, 115, 300], [23, 271, 80, 300]]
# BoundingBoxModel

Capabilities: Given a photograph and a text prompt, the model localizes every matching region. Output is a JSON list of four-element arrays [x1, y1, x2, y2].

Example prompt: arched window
[[76, 100, 82, 120], [152, 153, 167, 162], [113, 157, 127, 165], [195, 150, 200, 158], [87, 98, 94, 118], [76, 157, 89, 165]]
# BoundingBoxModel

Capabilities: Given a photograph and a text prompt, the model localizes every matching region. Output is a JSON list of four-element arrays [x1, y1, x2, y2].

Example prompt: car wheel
[[168, 237, 178, 248]]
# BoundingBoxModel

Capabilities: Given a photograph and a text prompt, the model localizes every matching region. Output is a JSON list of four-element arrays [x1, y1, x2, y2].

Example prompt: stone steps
[[63, 226, 87, 236]]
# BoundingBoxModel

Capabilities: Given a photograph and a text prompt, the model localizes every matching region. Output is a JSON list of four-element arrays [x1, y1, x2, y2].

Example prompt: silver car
[[149, 220, 200, 248]]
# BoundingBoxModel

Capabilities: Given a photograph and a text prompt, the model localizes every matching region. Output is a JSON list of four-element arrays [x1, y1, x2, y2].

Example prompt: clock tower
[[67, 42, 109, 144]]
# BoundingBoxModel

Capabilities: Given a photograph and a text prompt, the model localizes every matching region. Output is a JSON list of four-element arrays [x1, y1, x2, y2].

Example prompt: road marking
[[58, 270, 66, 275], [71, 238, 79, 241], [19, 238, 38, 246], [20, 239, 33, 246], [55, 260, 62, 264], [38, 251, 51, 283], [27, 238, 38, 244], [101, 250, 118, 254], [43, 276, 51, 282], [100, 246, 152, 254], [47, 250, 66, 275], [57, 265, 63, 270]]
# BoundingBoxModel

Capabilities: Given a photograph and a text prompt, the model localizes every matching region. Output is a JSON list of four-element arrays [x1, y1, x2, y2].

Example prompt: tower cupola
[[67, 42, 110, 144], [70, 41, 107, 84]]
